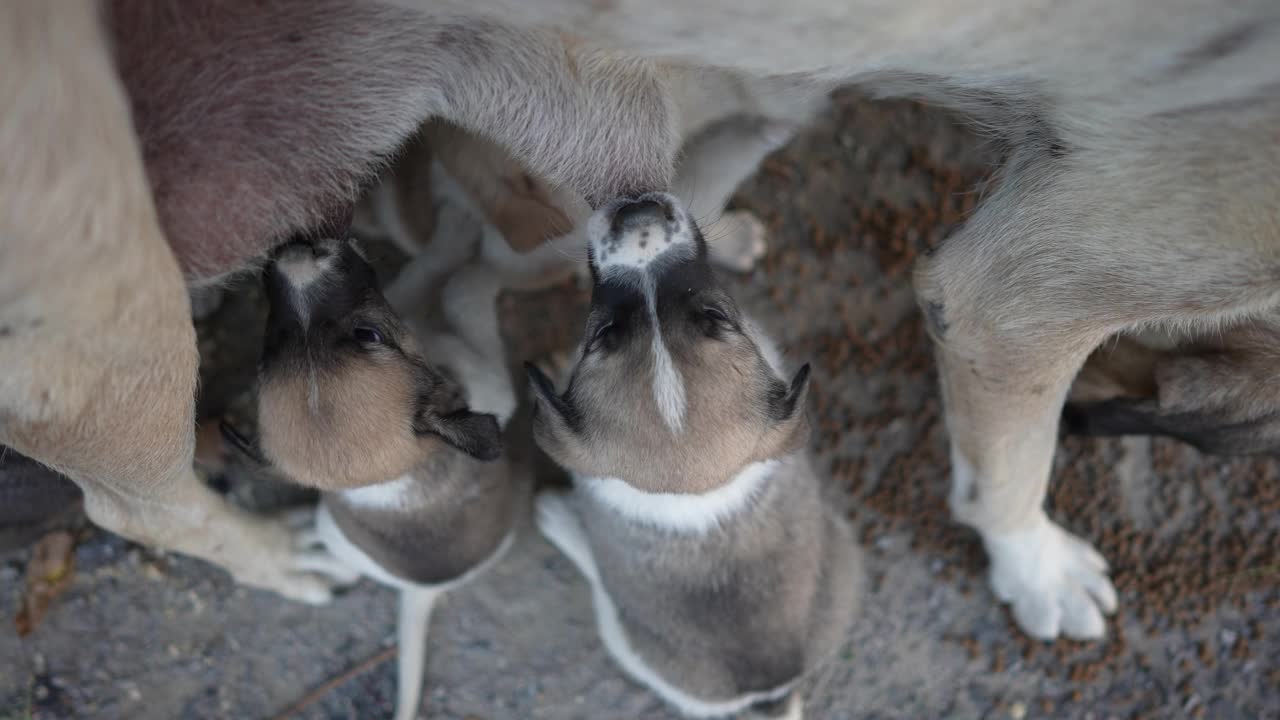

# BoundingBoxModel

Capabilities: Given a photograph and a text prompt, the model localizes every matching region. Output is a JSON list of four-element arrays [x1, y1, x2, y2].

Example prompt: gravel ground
[[2, 92, 1277, 720]]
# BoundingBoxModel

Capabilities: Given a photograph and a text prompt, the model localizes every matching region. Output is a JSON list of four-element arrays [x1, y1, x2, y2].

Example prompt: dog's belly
[[106, 1, 437, 282]]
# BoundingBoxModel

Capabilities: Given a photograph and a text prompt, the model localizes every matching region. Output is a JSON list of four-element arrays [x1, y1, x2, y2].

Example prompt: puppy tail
[[1061, 399, 1170, 438], [393, 586, 441, 720]]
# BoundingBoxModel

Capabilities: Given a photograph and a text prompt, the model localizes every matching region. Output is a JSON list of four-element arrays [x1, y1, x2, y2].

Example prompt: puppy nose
[[612, 199, 668, 230]]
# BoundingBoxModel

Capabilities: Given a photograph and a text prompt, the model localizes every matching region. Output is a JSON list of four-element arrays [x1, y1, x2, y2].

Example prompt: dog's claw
[[983, 514, 1117, 640]]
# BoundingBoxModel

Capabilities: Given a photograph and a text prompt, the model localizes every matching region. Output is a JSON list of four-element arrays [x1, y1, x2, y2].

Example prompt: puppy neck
[[577, 458, 785, 534]]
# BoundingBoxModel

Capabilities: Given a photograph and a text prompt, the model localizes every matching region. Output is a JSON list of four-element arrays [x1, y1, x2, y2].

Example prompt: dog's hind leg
[[912, 119, 1280, 640], [0, 2, 344, 604]]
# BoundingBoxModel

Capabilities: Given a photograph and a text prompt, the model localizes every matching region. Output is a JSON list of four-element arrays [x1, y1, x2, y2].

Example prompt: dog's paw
[[706, 210, 768, 274], [983, 514, 1118, 640], [231, 517, 358, 605]]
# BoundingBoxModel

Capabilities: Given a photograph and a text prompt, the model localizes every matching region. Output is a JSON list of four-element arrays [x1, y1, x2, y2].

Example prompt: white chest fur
[[577, 459, 778, 534]]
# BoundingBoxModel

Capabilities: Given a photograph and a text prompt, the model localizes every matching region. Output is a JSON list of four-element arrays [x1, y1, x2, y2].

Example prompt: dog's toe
[[983, 514, 1117, 641], [292, 548, 362, 586], [279, 573, 338, 606]]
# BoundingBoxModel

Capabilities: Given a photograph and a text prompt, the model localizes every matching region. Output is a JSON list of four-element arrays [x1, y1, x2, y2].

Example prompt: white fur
[[594, 222, 694, 270], [981, 512, 1119, 640], [394, 586, 440, 720], [536, 493, 795, 718], [648, 309, 688, 433], [273, 246, 334, 328], [340, 474, 416, 511], [578, 460, 777, 534]]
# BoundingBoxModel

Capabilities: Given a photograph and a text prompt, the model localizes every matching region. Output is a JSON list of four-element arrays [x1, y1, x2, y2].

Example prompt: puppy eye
[[587, 322, 615, 352], [702, 306, 730, 324], [353, 326, 384, 345]]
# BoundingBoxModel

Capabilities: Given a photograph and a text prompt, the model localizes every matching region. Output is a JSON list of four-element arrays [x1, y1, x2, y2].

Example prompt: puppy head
[[256, 238, 500, 490], [527, 193, 810, 494]]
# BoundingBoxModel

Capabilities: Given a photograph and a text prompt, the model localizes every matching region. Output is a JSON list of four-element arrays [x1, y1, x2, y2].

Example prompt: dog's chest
[[324, 462, 515, 587], [577, 466, 827, 692]]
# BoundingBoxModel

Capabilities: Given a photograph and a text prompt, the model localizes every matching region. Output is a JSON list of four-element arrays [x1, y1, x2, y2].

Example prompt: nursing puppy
[[251, 237, 521, 720], [528, 194, 861, 719]]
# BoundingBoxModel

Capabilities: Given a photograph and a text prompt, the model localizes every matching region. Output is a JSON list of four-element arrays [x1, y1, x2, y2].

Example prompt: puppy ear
[[772, 363, 811, 422], [524, 362, 579, 431], [414, 406, 503, 461], [219, 420, 269, 467], [762, 363, 812, 457]]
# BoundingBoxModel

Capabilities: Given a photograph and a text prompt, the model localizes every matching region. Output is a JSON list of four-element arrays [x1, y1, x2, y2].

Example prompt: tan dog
[[246, 236, 522, 720], [7, 0, 1280, 646], [396, 0, 1280, 642], [1, 1, 679, 604], [528, 193, 861, 719]]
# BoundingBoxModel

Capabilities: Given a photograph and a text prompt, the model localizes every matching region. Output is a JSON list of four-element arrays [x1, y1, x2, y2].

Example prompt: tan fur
[[0, 3, 344, 603], [377, 0, 1280, 641], [258, 360, 433, 491], [427, 122, 577, 254], [540, 323, 806, 493], [7, 0, 1280, 638]]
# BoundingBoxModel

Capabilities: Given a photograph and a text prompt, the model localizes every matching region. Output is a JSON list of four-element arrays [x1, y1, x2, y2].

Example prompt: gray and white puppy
[[252, 237, 521, 720], [526, 193, 861, 719]]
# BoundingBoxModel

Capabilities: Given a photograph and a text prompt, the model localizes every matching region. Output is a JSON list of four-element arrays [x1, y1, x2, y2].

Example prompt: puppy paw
[[983, 514, 1118, 640], [706, 210, 768, 274]]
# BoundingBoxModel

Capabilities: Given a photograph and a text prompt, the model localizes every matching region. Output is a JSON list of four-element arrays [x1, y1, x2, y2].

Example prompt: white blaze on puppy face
[[586, 193, 697, 432]]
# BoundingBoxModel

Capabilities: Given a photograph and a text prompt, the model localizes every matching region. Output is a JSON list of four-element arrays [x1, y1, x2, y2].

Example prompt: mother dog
[[3, 0, 1277, 640]]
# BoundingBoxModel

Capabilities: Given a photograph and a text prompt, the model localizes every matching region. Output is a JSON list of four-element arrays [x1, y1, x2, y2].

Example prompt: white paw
[[983, 514, 1118, 640], [534, 492, 578, 542], [706, 210, 767, 274], [232, 518, 359, 605]]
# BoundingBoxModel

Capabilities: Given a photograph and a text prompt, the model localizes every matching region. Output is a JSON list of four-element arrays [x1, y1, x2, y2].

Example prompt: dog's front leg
[[0, 2, 342, 604], [911, 153, 1121, 641]]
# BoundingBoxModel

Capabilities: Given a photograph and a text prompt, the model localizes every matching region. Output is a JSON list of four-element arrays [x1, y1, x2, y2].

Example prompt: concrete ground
[[2, 92, 1277, 720]]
